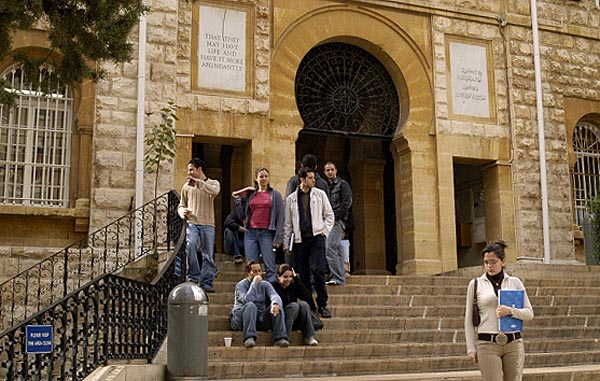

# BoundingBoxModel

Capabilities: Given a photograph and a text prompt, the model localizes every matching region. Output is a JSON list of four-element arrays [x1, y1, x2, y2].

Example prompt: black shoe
[[234, 255, 243, 264], [318, 306, 332, 318], [202, 286, 215, 293]]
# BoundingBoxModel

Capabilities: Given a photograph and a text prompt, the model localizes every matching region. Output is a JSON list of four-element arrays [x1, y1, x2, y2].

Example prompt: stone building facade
[[2, 0, 600, 275]]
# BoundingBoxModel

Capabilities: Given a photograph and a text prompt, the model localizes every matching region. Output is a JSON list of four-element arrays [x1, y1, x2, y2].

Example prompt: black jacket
[[224, 198, 245, 232], [328, 176, 352, 222], [271, 277, 317, 311]]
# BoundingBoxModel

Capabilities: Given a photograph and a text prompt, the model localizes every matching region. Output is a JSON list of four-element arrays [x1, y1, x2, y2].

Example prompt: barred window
[[0, 65, 73, 207], [572, 121, 600, 226]]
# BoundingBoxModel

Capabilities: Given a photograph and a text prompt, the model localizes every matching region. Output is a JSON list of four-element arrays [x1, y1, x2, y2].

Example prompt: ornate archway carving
[[295, 42, 399, 138]]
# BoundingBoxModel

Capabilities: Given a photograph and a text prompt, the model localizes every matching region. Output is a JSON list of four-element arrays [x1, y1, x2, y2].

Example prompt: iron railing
[[0, 228, 186, 381], [0, 190, 182, 333]]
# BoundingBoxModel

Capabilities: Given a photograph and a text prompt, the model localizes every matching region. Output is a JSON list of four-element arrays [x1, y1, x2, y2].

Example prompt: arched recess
[[564, 98, 600, 260], [271, 5, 437, 274], [0, 43, 93, 246]]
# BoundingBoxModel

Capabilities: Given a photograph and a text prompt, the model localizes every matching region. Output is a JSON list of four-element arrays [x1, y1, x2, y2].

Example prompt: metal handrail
[[0, 220, 187, 381], [0, 190, 183, 334]]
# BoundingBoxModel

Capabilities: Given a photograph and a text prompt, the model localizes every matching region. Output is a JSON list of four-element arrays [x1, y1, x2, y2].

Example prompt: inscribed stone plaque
[[197, 5, 247, 92], [447, 40, 493, 119]]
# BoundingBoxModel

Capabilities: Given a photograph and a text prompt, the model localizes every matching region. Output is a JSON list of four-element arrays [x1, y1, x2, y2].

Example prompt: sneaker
[[202, 286, 215, 293], [273, 338, 289, 347], [244, 337, 255, 348], [304, 336, 319, 346], [234, 255, 243, 264], [318, 306, 332, 319], [326, 280, 339, 285]]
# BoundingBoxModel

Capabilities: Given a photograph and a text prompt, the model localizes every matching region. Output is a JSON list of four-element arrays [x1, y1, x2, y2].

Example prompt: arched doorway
[[293, 42, 399, 274]]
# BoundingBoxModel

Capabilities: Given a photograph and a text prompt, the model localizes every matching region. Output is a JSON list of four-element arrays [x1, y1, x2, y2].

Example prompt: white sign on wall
[[197, 5, 247, 92], [447, 40, 493, 119]]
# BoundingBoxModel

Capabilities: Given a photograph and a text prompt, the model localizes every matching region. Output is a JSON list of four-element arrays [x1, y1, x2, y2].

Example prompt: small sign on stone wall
[[193, 4, 250, 94], [446, 37, 496, 122]]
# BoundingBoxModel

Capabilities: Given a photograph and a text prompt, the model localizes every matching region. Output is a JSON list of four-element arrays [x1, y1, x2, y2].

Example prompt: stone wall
[[429, 0, 600, 263], [92, 0, 181, 230], [88, 0, 600, 264], [503, 0, 600, 261], [91, 0, 272, 231]]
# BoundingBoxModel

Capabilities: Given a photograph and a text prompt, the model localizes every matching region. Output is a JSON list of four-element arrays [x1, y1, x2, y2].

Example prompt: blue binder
[[498, 289, 524, 332]]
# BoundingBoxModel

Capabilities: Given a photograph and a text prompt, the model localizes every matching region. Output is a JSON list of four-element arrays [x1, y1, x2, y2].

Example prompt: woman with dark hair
[[232, 167, 284, 282], [464, 241, 534, 381], [271, 263, 319, 346]]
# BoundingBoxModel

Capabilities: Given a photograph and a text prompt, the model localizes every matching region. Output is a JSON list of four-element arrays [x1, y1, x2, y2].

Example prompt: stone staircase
[[151, 254, 600, 380]]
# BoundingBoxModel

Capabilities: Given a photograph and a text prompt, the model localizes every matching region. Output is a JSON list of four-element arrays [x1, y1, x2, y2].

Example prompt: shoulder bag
[[472, 278, 480, 326]]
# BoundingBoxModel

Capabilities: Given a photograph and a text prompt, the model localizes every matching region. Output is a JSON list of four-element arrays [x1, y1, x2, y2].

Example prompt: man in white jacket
[[283, 167, 334, 318]]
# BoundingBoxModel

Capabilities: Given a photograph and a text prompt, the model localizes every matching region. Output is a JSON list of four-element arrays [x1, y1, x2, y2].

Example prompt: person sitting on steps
[[271, 263, 319, 346], [223, 196, 246, 264], [230, 260, 289, 348]]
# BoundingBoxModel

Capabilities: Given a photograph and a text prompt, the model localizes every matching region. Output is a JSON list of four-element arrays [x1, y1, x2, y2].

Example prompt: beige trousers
[[477, 338, 525, 381]]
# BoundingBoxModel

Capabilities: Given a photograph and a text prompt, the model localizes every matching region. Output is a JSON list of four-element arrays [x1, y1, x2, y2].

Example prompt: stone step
[[206, 349, 600, 379], [206, 313, 600, 331], [204, 290, 600, 308], [210, 278, 600, 298], [215, 268, 600, 289], [204, 326, 600, 347], [204, 302, 600, 321], [207, 338, 600, 361]]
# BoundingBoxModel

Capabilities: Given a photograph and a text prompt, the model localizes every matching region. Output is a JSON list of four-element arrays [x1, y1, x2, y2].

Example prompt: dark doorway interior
[[382, 140, 397, 275], [454, 162, 486, 268], [294, 131, 397, 274]]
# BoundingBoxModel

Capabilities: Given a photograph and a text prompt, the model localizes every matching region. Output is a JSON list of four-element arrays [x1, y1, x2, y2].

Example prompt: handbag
[[310, 310, 324, 331], [472, 278, 480, 326]]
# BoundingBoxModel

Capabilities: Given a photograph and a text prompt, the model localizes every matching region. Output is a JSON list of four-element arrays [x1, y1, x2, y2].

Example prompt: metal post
[[167, 282, 208, 380]]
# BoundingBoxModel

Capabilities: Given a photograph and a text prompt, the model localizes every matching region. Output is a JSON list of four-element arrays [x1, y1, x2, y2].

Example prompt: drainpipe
[[530, 0, 551, 263], [135, 1, 147, 254]]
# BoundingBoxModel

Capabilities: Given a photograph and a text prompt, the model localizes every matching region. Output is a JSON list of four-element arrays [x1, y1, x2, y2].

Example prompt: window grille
[[0, 65, 72, 207], [572, 121, 600, 225]]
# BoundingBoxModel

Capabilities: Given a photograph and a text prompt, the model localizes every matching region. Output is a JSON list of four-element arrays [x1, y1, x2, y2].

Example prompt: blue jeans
[[185, 223, 216, 288], [230, 303, 288, 342], [224, 228, 244, 257], [244, 228, 276, 282], [326, 223, 346, 284]]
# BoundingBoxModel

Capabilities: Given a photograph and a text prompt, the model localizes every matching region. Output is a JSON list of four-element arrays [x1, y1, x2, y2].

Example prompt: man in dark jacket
[[224, 197, 246, 264], [285, 154, 330, 198], [324, 162, 352, 285]]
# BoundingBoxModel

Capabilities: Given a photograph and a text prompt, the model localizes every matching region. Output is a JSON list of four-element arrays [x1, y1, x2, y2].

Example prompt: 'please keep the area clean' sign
[[26, 325, 53, 354]]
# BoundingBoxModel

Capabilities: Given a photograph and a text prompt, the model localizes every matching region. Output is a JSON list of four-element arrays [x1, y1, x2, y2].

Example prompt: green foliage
[[586, 194, 600, 263], [0, 0, 147, 104], [144, 102, 178, 198]]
